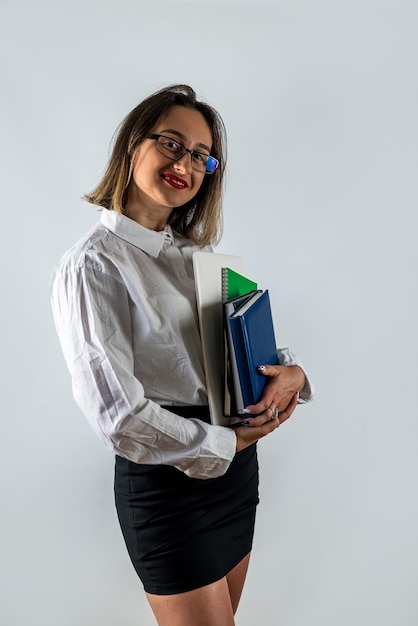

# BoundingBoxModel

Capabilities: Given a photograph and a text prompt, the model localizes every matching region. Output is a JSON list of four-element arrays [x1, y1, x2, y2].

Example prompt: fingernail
[[257, 365, 266, 372], [240, 420, 250, 426], [243, 408, 252, 413]]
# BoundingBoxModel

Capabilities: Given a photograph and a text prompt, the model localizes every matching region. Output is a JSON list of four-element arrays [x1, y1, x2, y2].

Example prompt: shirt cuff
[[277, 347, 315, 403], [173, 421, 237, 479]]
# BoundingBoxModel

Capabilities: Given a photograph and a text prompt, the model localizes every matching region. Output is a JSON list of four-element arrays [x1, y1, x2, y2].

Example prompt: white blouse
[[51, 210, 313, 479]]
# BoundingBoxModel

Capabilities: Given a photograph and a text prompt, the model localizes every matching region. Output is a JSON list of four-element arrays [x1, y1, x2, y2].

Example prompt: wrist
[[290, 365, 306, 392]]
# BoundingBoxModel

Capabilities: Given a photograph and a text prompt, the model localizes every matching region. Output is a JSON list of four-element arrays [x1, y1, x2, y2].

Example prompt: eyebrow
[[159, 128, 211, 153]]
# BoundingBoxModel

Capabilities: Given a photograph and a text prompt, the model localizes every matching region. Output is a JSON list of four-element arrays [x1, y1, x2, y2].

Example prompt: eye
[[163, 139, 182, 153], [192, 151, 206, 163]]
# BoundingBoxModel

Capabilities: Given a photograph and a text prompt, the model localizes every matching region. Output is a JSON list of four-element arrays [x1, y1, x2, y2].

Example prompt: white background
[[1, 1, 417, 624]]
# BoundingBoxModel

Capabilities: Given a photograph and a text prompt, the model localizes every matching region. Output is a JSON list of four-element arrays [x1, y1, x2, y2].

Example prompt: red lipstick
[[162, 173, 189, 189]]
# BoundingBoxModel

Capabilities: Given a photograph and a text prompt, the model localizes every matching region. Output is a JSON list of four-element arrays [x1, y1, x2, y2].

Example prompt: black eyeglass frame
[[148, 134, 219, 174]]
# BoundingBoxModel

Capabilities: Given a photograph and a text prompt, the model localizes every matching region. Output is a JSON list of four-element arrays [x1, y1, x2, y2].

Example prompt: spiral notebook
[[221, 267, 258, 302]]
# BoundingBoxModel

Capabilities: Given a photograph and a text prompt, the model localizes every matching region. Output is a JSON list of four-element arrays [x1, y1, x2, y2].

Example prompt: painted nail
[[257, 365, 266, 372], [240, 420, 250, 426]]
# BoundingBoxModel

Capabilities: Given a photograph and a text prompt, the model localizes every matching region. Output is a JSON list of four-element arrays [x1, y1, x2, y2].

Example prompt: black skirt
[[114, 406, 259, 595]]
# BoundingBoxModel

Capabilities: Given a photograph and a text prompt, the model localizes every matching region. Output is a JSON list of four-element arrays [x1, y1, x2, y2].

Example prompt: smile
[[162, 174, 189, 189]]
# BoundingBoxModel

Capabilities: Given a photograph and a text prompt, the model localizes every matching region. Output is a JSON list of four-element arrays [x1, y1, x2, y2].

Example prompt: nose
[[173, 151, 193, 173]]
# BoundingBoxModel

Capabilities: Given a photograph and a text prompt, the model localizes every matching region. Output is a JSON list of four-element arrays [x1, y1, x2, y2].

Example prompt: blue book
[[228, 290, 278, 408], [223, 291, 261, 416]]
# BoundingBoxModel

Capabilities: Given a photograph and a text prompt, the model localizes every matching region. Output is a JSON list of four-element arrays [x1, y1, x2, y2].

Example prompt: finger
[[234, 396, 300, 450], [275, 392, 299, 425], [235, 415, 279, 448], [265, 394, 297, 428], [243, 399, 274, 416], [238, 410, 275, 427], [244, 392, 294, 417], [256, 364, 283, 378]]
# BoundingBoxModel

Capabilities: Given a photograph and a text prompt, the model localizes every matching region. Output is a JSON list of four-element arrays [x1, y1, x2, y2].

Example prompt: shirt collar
[[100, 210, 174, 258]]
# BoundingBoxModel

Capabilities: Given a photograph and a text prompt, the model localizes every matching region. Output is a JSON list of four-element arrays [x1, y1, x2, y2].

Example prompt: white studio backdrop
[[1, 1, 417, 624]]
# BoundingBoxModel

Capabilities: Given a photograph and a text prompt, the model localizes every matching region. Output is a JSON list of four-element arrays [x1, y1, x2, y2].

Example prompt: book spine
[[229, 315, 255, 408], [224, 304, 245, 414]]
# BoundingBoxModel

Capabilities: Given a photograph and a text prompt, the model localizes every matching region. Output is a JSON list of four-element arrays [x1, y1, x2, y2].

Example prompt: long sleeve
[[51, 260, 236, 480]]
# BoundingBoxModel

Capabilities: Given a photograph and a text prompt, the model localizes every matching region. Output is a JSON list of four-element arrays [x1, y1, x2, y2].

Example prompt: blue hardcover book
[[228, 290, 278, 408], [223, 291, 261, 416]]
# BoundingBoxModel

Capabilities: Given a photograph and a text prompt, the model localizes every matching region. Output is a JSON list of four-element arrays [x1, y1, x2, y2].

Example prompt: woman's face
[[126, 105, 213, 224]]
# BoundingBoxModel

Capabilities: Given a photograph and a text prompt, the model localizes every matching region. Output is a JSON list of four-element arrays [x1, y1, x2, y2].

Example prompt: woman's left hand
[[244, 364, 305, 419]]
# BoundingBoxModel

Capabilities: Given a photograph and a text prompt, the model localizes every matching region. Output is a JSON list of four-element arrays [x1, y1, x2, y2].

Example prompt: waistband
[[161, 405, 211, 424]]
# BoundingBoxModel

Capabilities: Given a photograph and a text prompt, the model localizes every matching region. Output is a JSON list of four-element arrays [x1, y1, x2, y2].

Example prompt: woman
[[51, 84, 313, 626]]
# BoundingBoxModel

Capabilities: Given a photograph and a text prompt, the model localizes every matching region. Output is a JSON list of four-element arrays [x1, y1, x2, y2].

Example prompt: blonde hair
[[84, 85, 227, 247]]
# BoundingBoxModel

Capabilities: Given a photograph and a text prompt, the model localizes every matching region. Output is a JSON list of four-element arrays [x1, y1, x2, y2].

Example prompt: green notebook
[[221, 267, 258, 301]]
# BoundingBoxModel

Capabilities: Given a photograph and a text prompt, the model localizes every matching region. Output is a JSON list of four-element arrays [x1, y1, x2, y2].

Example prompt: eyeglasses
[[148, 134, 219, 174]]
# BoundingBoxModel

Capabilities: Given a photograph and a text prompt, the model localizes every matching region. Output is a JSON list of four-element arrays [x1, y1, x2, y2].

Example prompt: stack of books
[[222, 268, 278, 417], [192, 252, 279, 425]]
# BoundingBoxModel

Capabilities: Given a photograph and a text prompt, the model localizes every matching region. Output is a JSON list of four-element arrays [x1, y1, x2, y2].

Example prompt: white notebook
[[193, 251, 243, 426]]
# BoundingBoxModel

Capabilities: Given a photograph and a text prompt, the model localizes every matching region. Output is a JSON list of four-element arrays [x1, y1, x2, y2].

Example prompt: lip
[[161, 173, 189, 190]]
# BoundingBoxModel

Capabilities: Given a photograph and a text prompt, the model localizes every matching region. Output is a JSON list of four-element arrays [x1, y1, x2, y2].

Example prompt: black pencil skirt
[[114, 406, 259, 595]]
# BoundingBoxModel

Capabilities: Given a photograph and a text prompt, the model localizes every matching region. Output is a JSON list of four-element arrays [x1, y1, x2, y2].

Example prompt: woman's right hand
[[233, 392, 299, 452]]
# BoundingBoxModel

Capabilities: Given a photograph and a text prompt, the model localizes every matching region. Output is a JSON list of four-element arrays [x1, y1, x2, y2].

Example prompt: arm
[[51, 263, 236, 480], [232, 349, 314, 453]]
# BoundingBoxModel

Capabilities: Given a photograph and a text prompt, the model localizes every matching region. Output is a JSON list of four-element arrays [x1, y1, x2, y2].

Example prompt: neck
[[125, 207, 170, 231], [124, 191, 172, 231]]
